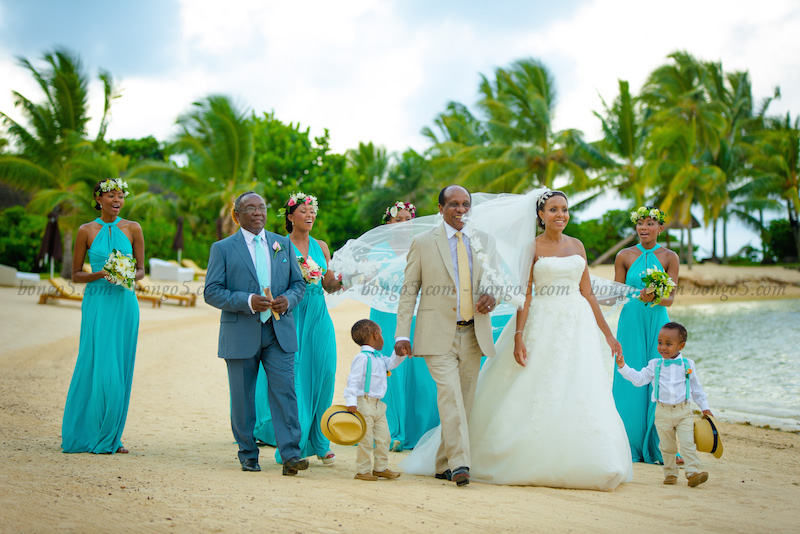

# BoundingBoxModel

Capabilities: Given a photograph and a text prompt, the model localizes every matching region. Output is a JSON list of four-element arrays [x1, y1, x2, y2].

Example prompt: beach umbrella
[[172, 216, 184, 263], [37, 208, 62, 278]]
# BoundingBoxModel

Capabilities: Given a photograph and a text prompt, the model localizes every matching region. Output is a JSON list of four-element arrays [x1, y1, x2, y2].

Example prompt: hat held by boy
[[320, 405, 367, 446]]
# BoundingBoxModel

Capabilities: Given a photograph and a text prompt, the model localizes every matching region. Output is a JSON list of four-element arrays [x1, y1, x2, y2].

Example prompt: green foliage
[[109, 136, 167, 163], [252, 112, 371, 249], [763, 218, 798, 262], [567, 209, 632, 263], [0, 206, 47, 272]]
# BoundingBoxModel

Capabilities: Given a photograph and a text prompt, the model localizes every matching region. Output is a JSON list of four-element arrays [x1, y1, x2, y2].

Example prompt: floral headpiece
[[98, 178, 130, 197], [382, 201, 417, 223], [536, 189, 565, 211], [277, 191, 319, 218], [630, 206, 665, 224]]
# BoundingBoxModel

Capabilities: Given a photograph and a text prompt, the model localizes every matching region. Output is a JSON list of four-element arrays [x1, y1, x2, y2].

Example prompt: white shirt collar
[[241, 227, 266, 244], [444, 221, 465, 239], [360, 345, 377, 353]]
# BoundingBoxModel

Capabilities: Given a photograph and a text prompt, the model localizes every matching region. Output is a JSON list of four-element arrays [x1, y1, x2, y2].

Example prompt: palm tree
[[748, 113, 800, 258], [127, 95, 256, 238], [0, 48, 119, 276], [426, 59, 596, 194]]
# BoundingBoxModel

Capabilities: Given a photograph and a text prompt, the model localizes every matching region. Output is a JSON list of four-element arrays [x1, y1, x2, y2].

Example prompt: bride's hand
[[513, 336, 527, 367], [606, 335, 622, 360]]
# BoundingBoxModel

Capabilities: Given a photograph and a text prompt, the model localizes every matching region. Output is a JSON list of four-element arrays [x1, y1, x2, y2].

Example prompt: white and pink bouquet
[[298, 255, 323, 284]]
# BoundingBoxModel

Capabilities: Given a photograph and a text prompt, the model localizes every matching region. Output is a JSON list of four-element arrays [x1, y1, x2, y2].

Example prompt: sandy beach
[[2, 263, 800, 533]]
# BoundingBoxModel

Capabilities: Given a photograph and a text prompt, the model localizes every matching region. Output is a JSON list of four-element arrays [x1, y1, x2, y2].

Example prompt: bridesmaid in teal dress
[[612, 206, 679, 464], [62, 179, 145, 454], [254, 192, 342, 465]]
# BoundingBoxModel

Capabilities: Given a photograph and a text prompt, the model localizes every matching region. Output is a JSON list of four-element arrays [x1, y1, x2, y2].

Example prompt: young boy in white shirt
[[616, 322, 713, 487], [345, 319, 406, 481]]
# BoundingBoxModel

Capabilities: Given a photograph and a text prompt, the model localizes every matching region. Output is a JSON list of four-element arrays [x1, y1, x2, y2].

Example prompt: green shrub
[[0, 206, 48, 272]]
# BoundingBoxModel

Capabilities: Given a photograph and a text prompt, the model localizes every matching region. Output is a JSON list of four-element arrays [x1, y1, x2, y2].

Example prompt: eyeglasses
[[240, 205, 267, 215]]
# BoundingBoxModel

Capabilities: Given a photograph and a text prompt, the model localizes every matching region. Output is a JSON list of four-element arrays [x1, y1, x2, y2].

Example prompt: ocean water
[[606, 298, 800, 431]]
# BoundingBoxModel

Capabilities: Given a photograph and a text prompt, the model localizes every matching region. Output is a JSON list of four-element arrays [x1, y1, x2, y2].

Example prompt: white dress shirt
[[240, 227, 272, 314], [344, 346, 406, 406], [618, 353, 710, 411]]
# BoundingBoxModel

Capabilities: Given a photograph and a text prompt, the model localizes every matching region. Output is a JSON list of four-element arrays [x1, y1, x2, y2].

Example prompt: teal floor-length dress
[[61, 217, 140, 454], [612, 244, 668, 464], [254, 237, 336, 461]]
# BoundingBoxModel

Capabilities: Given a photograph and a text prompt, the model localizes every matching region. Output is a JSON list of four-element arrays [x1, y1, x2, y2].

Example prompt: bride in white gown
[[401, 190, 633, 491]]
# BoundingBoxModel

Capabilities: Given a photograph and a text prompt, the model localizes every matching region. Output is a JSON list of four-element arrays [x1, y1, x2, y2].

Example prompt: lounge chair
[[149, 258, 194, 282], [1, 264, 41, 287], [38, 277, 83, 305], [137, 276, 196, 307], [181, 259, 207, 280]]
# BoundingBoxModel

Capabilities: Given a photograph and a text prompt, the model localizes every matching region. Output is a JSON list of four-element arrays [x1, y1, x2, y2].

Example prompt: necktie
[[253, 235, 271, 323], [455, 231, 473, 321]]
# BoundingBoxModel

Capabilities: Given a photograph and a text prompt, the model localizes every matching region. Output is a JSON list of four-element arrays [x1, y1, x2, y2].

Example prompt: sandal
[[318, 451, 335, 465], [390, 439, 403, 452], [116, 447, 129, 454]]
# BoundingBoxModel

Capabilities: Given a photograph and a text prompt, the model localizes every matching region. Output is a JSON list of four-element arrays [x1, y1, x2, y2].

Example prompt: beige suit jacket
[[396, 223, 496, 357]]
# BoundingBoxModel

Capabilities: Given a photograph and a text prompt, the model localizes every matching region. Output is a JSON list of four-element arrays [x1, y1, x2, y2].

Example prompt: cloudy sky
[[1, 0, 798, 255]]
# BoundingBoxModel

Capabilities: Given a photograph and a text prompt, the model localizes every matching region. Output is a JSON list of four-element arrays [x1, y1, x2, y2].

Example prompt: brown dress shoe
[[373, 469, 401, 479], [663, 475, 678, 485], [687, 472, 709, 487], [354, 472, 378, 481]]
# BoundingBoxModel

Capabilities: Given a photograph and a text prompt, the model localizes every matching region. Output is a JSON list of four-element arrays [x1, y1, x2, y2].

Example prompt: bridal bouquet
[[104, 249, 136, 290], [298, 255, 324, 284], [640, 267, 676, 306]]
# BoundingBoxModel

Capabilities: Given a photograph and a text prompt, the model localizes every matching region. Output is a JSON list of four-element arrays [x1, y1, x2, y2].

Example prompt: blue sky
[[1, 0, 799, 256]]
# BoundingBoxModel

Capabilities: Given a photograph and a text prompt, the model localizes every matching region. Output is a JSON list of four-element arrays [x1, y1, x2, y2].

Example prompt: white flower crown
[[630, 206, 665, 224], [98, 178, 130, 197], [383, 201, 417, 223], [278, 191, 319, 218]]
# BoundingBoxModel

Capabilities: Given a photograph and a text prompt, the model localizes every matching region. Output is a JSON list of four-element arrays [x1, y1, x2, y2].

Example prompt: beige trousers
[[355, 396, 390, 475], [655, 402, 702, 477], [423, 324, 482, 473]]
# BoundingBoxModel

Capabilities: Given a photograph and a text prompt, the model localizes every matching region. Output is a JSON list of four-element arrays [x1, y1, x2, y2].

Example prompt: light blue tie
[[253, 234, 271, 323]]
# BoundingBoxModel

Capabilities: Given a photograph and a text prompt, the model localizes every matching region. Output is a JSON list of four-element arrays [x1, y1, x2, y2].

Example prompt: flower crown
[[98, 178, 130, 197], [382, 201, 417, 223], [630, 206, 665, 224], [277, 191, 319, 218]]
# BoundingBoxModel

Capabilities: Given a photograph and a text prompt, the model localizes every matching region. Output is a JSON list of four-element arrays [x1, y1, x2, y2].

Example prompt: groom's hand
[[395, 340, 412, 357]]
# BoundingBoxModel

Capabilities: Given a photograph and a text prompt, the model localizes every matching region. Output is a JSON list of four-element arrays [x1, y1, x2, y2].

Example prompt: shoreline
[[1, 268, 800, 532]]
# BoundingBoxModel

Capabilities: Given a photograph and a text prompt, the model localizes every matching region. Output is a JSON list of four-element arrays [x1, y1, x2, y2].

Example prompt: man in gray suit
[[205, 191, 307, 475]]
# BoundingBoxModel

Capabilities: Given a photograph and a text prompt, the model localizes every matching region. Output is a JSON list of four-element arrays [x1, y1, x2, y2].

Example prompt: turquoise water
[[606, 298, 800, 431]]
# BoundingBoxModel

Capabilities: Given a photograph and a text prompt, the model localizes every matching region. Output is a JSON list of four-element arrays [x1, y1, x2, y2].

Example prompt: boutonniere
[[272, 241, 283, 258], [685, 368, 693, 379]]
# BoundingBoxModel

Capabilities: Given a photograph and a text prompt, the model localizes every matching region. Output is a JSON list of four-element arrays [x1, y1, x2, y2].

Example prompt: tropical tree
[[0, 48, 120, 276], [127, 95, 256, 238], [425, 59, 597, 194], [748, 113, 800, 258]]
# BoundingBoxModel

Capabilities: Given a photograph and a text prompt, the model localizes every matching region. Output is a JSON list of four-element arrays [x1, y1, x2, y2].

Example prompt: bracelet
[[514, 330, 524, 336]]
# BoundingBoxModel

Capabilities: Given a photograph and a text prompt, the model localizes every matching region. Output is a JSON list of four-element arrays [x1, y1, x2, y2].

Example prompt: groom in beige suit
[[395, 185, 497, 487]]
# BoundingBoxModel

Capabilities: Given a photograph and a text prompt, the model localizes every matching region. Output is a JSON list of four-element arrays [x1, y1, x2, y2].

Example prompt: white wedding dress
[[401, 255, 633, 490]]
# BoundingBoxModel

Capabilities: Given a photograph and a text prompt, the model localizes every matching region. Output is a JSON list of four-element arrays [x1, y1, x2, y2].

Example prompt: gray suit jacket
[[204, 229, 306, 358]]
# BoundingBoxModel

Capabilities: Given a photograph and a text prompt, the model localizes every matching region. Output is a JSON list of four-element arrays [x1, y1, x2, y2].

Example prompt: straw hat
[[320, 405, 367, 446], [694, 415, 723, 458]]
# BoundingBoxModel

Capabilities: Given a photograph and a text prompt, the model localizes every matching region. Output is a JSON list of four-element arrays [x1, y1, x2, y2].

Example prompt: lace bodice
[[533, 255, 585, 298]]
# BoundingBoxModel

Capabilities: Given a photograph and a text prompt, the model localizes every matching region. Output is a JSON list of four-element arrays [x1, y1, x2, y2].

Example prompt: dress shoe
[[354, 472, 378, 481], [373, 469, 401, 479], [687, 472, 709, 487], [434, 469, 452, 481], [241, 459, 261, 472], [283, 456, 309, 476], [451, 466, 470, 487], [663, 475, 678, 485]]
